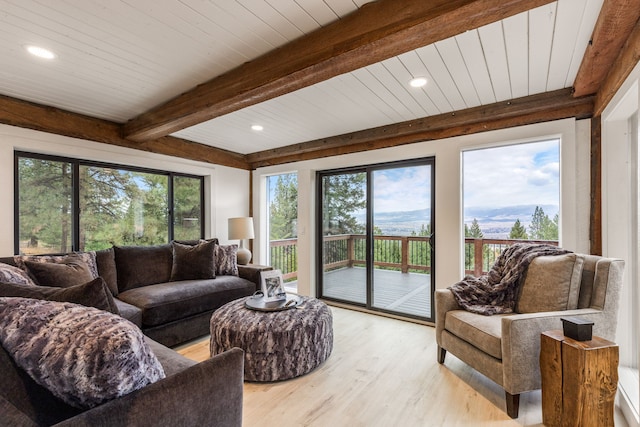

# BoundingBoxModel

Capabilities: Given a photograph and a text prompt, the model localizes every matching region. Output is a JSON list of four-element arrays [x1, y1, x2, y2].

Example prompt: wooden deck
[[287, 267, 432, 319]]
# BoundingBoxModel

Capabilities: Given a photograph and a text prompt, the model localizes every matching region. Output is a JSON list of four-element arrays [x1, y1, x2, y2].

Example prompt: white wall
[[0, 124, 251, 254], [253, 118, 591, 297]]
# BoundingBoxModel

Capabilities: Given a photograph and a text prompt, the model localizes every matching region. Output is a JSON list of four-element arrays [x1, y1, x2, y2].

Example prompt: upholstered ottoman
[[209, 296, 333, 382]]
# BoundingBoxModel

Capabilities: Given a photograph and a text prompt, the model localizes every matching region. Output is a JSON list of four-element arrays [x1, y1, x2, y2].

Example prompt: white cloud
[[373, 166, 431, 212], [463, 139, 559, 208]]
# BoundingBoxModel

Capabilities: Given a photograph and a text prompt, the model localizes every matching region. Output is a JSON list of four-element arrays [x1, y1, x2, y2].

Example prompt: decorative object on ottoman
[[210, 296, 333, 382], [259, 269, 286, 302]]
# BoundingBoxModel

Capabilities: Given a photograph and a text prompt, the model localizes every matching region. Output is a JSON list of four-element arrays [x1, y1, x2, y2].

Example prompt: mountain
[[353, 205, 558, 238]]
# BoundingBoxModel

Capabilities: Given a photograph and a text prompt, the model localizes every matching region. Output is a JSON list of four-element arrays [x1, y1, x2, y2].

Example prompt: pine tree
[[466, 218, 483, 238], [529, 206, 559, 241], [509, 219, 528, 239], [269, 174, 298, 240]]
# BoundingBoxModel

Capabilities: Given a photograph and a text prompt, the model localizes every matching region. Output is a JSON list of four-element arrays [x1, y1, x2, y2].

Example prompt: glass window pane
[[267, 173, 298, 290], [462, 140, 560, 275], [18, 157, 73, 254], [173, 176, 202, 241], [79, 166, 168, 250]]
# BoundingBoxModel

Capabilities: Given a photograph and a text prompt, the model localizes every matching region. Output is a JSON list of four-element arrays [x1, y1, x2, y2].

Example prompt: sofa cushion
[[170, 240, 216, 281], [95, 247, 119, 296], [0, 262, 36, 286], [0, 277, 119, 314], [117, 276, 255, 327], [14, 252, 99, 280], [516, 253, 584, 313], [216, 244, 239, 276], [23, 254, 94, 288], [0, 298, 165, 409], [114, 244, 173, 292], [444, 310, 506, 359], [114, 298, 143, 327]]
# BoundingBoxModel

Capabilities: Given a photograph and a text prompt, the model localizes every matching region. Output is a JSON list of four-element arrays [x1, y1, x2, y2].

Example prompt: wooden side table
[[540, 330, 619, 427]]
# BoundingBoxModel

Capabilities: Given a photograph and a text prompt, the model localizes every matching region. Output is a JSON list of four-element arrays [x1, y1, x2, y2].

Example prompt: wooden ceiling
[[0, 0, 639, 170]]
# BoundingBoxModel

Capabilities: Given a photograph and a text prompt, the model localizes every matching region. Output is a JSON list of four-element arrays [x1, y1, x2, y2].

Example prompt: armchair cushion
[[516, 254, 584, 313], [445, 310, 507, 359]]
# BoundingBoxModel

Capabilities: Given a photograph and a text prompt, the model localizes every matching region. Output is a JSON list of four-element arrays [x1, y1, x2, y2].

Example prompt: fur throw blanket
[[449, 243, 571, 315]]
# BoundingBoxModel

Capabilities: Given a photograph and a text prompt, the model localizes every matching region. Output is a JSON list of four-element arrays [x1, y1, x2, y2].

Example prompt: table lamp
[[228, 217, 254, 265]]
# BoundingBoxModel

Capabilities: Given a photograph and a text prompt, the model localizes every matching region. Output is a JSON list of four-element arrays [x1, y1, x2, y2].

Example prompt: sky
[[266, 138, 559, 217], [463, 139, 560, 209]]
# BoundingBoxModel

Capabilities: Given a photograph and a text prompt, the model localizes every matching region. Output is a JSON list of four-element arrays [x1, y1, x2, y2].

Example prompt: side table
[[540, 330, 619, 427]]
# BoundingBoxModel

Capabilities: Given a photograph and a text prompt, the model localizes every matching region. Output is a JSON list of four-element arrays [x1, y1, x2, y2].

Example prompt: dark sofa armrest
[[0, 395, 38, 427], [238, 264, 273, 289], [54, 348, 244, 427]]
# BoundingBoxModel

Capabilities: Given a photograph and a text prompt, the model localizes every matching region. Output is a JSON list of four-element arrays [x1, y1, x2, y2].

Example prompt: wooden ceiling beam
[[594, 17, 640, 116], [247, 89, 594, 168], [122, 0, 554, 142], [573, 0, 640, 97], [0, 95, 249, 170]]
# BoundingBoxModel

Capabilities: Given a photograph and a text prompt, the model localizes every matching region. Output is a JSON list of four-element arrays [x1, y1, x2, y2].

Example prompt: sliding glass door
[[318, 159, 435, 321]]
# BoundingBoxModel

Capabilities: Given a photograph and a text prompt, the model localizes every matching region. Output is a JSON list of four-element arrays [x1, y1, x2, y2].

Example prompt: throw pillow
[[24, 254, 94, 288], [0, 298, 165, 409], [0, 277, 119, 314], [170, 240, 216, 281], [95, 247, 119, 296], [113, 244, 173, 292], [216, 244, 239, 276], [0, 262, 36, 286], [516, 253, 584, 313], [14, 252, 99, 279]]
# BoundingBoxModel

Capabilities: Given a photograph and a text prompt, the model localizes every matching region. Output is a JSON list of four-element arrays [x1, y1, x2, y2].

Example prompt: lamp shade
[[228, 217, 255, 240]]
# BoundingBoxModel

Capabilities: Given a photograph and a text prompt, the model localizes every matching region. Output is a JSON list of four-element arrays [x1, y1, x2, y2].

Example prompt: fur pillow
[[0, 298, 165, 409], [24, 254, 94, 288], [216, 244, 239, 276], [170, 240, 216, 281], [0, 262, 36, 286], [14, 252, 99, 279], [0, 277, 119, 314]]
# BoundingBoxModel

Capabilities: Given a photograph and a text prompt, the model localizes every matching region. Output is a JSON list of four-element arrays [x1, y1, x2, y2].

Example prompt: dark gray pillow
[[0, 298, 165, 409], [170, 240, 216, 281], [113, 245, 173, 292], [0, 277, 119, 314], [95, 247, 119, 296], [24, 254, 94, 288]]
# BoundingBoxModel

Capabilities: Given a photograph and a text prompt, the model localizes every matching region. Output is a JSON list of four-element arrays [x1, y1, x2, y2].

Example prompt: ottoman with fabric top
[[209, 296, 333, 382]]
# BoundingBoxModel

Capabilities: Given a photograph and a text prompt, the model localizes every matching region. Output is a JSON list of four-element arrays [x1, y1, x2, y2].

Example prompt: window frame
[[14, 151, 205, 254]]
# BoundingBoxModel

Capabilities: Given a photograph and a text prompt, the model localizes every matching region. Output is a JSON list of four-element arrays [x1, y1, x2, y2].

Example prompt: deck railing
[[269, 236, 558, 281]]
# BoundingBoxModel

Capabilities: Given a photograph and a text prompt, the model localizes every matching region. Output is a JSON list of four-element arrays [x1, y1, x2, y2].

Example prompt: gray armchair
[[435, 254, 624, 418]]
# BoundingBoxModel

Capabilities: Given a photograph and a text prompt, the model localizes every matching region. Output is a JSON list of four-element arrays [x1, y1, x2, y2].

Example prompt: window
[[266, 173, 298, 289], [462, 140, 560, 274], [15, 152, 204, 254]]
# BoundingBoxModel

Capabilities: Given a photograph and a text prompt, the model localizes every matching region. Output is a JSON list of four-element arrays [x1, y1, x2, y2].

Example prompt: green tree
[[509, 219, 528, 239], [18, 158, 73, 253], [322, 173, 366, 235], [466, 218, 484, 238], [269, 174, 298, 240], [529, 206, 558, 240]]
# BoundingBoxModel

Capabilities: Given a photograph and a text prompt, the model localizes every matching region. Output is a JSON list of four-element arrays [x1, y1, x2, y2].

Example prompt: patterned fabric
[[0, 298, 165, 409], [0, 262, 36, 286], [216, 244, 238, 276], [14, 252, 99, 280], [449, 243, 571, 315], [210, 297, 333, 381]]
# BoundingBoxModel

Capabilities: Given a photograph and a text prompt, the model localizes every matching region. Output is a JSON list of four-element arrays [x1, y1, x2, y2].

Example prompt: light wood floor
[[176, 305, 628, 427]]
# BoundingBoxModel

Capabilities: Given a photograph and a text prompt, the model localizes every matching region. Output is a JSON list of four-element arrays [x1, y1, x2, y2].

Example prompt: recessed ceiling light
[[409, 77, 427, 88], [26, 45, 56, 59], [251, 125, 264, 131]]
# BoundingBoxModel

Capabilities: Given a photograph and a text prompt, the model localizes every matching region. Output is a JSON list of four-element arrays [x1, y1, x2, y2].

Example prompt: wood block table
[[209, 296, 333, 382], [540, 330, 619, 427]]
